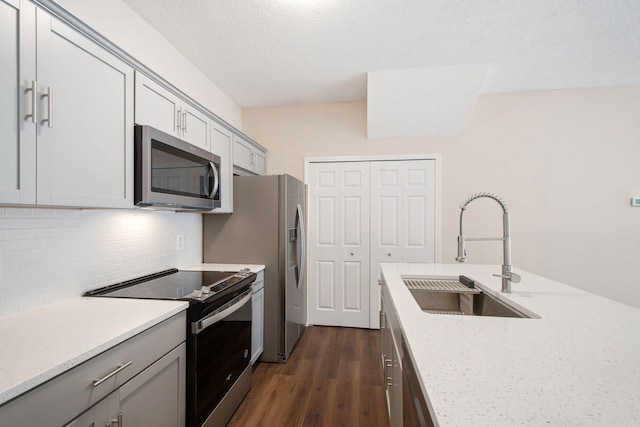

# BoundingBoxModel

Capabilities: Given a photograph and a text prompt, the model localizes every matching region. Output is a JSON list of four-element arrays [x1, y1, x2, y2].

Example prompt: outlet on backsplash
[[176, 234, 185, 250]]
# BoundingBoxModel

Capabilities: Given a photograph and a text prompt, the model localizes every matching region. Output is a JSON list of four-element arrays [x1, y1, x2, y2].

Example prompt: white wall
[[243, 86, 640, 308], [53, 0, 243, 129], [0, 208, 202, 318]]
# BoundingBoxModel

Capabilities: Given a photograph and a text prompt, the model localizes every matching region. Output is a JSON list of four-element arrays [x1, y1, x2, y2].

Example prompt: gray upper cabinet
[[135, 71, 209, 150], [233, 134, 267, 176], [0, 0, 134, 208], [210, 122, 234, 213], [2, 0, 267, 209]]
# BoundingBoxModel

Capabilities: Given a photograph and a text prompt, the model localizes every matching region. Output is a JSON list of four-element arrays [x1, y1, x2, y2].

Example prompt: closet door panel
[[308, 162, 370, 328]]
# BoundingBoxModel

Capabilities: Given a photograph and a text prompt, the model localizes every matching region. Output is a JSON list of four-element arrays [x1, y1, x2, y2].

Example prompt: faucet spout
[[455, 193, 518, 293]]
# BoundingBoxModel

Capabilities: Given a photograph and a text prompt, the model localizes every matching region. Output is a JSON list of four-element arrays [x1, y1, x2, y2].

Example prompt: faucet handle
[[456, 236, 467, 262], [493, 272, 521, 283]]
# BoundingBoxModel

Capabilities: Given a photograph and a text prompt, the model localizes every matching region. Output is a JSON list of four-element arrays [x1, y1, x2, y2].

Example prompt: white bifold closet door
[[308, 159, 436, 328], [369, 160, 436, 327], [307, 162, 371, 328]]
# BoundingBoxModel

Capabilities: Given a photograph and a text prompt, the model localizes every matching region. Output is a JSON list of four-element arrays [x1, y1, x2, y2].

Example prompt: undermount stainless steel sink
[[402, 276, 538, 319]]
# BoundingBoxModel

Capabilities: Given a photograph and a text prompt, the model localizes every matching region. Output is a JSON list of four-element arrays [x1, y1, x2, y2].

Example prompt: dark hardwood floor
[[228, 326, 389, 427]]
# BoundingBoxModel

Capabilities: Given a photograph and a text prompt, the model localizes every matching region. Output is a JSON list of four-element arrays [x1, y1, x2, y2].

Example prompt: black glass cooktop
[[84, 269, 251, 303]]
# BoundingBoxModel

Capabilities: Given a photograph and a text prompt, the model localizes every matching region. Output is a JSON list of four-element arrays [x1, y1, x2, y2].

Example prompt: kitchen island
[[380, 263, 640, 426]]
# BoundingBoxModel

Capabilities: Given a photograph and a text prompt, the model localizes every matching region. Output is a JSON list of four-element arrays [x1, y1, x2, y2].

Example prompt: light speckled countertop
[[0, 297, 187, 406], [380, 263, 640, 427]]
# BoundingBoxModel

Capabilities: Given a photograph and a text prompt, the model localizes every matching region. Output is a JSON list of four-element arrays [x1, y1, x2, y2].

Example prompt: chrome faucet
[[455, 192, 521, 293]]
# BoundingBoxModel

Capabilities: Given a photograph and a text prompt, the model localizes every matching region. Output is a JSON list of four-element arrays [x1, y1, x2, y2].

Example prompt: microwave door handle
[[203, 163, 210, 197], [209, 161, 220, 199]]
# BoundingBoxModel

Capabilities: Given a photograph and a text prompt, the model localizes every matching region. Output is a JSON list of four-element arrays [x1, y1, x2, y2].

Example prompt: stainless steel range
[[85, 268, 257, 427]]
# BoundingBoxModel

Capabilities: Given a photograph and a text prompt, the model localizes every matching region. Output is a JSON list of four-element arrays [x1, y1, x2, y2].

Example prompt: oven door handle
[[192, 288, 252, 334]]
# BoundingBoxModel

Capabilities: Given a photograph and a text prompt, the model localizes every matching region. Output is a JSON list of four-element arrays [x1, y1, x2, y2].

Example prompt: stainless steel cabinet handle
[[385, 359, 393, 388], [183, 110, 187, 133], [176, 107, 182, 132], [93, 361, 133, 387], [380, 311, 386, 329], [25, 80, 36, 123], [109, 413, 122, 427], [42, 87, 53, 128]]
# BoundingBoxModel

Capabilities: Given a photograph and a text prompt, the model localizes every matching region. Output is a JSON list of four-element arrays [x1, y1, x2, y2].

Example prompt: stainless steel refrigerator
[[203, 174, 306, 363]]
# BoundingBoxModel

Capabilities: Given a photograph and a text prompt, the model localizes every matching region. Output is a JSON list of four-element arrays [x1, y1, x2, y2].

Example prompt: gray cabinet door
[[135, 71, 180, 136], [119, 343, 186, 427], [210, 123, 234, 212], [233, 135, 254, 172], [251, 285, 264, 364], [35, 9, 134, 208], [69, 342, 187, 427], [135, 71, 210, 150], [64, 392, 119, 427], [233, 134, 267, 175], [182, 106, 209, 150], [0, 0, 36, 204]]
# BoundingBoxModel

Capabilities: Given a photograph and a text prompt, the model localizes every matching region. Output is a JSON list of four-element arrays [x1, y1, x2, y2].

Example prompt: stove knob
[[193, 289, 203, 298], [201, 285, 211, 294]]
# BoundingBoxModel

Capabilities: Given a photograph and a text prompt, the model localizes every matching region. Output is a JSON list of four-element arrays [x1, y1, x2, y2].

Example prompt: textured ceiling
[[122, 0, 640, 108]]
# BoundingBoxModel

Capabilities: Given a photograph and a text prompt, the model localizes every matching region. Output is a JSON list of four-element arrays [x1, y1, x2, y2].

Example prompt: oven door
[[188, 288, 252, 427]]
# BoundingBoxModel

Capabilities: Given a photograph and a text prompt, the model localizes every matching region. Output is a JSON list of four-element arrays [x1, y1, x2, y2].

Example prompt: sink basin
[[402, 276, 537, 319]]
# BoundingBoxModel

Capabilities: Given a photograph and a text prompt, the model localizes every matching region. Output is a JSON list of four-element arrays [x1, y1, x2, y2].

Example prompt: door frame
[[304, 154, 442, 327]]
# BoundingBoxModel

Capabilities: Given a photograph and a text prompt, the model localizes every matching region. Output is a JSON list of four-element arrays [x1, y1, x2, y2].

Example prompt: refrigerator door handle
[[296, 203, 306, 290]]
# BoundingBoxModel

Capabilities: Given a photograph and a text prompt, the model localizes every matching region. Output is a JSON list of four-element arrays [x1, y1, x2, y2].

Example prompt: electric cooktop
[[84, 268, 254, 304]]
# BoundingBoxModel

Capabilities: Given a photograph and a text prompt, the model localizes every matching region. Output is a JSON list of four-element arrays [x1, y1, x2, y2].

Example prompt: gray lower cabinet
[[381, 280, 434, 427], [381, 282, 403, 426], [0, 312, 186, 426], [251, 270, 265, 364], [65, 342, 186, 427]]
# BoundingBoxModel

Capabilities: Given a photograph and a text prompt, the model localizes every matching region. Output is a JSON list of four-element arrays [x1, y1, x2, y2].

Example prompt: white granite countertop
[[0, 297, 187, 406], [380, 263, 640, 427], [183, 263, 265, 273]]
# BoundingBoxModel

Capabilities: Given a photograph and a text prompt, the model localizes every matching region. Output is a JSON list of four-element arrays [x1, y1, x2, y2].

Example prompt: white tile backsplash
[[0, 208, 202, 318]]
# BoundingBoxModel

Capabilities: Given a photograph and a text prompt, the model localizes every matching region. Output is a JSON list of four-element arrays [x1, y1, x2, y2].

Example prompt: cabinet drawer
[[0, 312, 186, 426]]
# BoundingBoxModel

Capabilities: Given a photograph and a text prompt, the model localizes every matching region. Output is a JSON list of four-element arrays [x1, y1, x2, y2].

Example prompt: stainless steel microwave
[[134, 125, 221, 211]]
